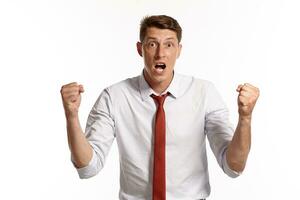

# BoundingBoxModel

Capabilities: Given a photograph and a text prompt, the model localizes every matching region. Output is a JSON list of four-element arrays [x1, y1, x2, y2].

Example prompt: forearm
[[66, 115, 93, 168], [226, 116, 251, 172]]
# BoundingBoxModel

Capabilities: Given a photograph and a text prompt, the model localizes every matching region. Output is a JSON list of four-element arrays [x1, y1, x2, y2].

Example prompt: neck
[[143, 70, 174, 95]]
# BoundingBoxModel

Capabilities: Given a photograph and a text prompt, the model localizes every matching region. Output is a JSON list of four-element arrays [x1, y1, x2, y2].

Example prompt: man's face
[[137, 27, 182, 87]]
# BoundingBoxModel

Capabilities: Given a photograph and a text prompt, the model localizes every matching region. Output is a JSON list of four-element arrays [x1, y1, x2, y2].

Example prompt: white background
[[0, 0, 299, 199]]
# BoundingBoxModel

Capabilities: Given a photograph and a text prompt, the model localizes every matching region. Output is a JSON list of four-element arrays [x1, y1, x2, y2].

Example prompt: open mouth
[[155, 63, 166, 70]]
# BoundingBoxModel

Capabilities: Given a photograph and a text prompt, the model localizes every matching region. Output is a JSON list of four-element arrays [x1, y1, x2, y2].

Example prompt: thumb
[[236, 84, 244, 92], [79, 84, 85, 93]]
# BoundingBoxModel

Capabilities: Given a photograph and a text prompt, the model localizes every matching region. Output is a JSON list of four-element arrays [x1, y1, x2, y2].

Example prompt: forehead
[[144, 27, 178, 42]]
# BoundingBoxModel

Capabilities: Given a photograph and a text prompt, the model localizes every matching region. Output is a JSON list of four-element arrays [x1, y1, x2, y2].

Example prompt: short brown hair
[[139, 15, 182, 43]]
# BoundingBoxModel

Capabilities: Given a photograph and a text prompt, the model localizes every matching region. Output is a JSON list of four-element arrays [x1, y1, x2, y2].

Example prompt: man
[[60, 15, 259, 200]]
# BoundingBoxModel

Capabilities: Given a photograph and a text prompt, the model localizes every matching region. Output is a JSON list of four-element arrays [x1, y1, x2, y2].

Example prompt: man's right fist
[[60, 82, 84, 118]]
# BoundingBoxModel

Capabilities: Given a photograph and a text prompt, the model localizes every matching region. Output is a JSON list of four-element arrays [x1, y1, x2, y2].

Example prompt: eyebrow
[[146, 37, 177, 41]]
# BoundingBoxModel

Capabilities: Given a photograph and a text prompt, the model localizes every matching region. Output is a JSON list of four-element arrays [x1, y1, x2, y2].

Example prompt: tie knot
[[151, 93, 168, 106]]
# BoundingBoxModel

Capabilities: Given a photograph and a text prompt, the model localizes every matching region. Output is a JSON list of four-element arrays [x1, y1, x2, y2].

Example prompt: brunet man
[[61, 15, 259, 200]]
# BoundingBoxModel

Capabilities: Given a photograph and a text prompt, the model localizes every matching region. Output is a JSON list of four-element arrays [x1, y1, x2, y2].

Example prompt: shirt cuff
[[223, 151, 242, 178], [72, 150, 99, 179]]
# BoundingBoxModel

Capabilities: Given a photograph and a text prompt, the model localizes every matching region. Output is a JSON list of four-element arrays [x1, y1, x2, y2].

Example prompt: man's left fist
[[236, 83, 260, 118]]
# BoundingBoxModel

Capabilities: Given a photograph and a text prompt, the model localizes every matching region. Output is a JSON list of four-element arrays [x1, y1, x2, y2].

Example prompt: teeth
[[155, 63, 166, 69]]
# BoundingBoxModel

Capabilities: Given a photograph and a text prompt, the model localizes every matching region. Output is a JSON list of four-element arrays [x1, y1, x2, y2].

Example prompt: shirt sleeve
[[204, 82, 240, 178], [73, 88, 116, 179]]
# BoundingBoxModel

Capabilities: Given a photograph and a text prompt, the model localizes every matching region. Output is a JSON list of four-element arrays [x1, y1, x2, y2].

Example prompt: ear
[[176, 43, 182, 58], [136, 42, 143, 57]]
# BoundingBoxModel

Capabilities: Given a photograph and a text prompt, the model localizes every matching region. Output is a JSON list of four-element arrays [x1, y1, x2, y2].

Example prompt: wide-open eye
[[165, 42, 174, 48], [147, 41, 157, 48]]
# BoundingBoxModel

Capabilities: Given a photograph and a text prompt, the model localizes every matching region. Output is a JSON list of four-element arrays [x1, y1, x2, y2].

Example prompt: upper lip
[[155, 62, 166, 66], [154, 63, 166, 69]]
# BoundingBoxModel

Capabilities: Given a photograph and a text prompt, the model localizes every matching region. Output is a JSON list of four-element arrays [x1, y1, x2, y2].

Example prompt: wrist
[[238, 115, 252, 123], [65, 110, 79, 122]]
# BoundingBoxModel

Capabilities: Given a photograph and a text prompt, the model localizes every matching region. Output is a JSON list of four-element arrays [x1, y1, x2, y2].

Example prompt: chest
[[114, 93, 206, 145]]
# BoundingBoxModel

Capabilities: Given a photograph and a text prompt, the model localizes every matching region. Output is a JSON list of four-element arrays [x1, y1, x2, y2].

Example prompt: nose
[[155, 44, 166, 59]]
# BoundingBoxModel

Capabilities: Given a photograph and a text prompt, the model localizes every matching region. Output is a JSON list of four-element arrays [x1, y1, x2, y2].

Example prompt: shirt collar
[[138, 70, 180, 101]]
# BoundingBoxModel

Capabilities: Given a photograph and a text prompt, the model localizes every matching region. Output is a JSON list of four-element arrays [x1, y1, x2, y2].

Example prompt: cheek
[[144, 52, 154, 62], [169, 53, 179, 62], [167, 49, 178, 57], [143, 55, 153, 67]]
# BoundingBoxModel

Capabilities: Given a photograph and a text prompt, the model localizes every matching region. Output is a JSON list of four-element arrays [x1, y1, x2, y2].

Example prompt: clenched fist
[[60, 82, 85, 118], [236, 83, 260, 118]]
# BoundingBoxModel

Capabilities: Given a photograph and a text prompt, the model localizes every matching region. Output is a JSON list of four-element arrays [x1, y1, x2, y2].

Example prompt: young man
[[60, 15, 259, 200]]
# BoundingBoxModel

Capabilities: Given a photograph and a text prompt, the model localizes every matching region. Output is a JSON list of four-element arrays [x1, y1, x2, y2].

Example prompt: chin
[[153, 73, 172, 83], [144, 67, 173, 84]]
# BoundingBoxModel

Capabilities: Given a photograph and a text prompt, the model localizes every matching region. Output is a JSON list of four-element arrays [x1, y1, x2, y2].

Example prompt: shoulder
[[105, 75, 139, 91], [101, 75, 140, 100], [176, 72, 214, 92], [92, 75, 140, 109]]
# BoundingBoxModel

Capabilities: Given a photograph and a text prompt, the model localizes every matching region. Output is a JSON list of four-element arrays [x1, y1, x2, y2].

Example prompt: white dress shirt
[[74, 72, 239, 200]]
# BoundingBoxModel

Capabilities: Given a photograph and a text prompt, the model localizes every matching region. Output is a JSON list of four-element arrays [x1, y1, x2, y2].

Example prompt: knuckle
[[60, 85, 66, 93], [241, 101, 248, 106]]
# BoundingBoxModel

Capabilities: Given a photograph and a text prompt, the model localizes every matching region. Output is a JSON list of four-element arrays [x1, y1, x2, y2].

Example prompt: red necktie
[[151, 93, 168, 200]]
